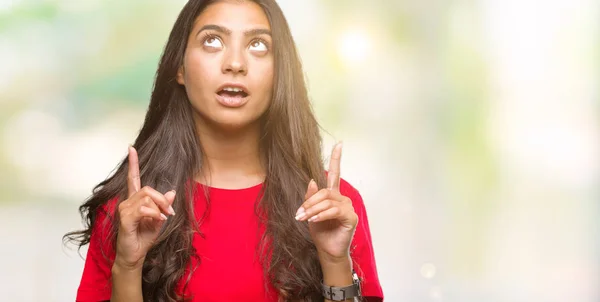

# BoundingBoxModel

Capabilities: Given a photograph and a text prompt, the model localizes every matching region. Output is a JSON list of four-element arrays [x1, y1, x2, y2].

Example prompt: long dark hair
[[64, 0, 327, 301]]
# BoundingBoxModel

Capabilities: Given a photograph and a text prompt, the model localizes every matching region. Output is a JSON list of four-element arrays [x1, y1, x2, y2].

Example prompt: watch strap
[[321, 270, 361, 301]]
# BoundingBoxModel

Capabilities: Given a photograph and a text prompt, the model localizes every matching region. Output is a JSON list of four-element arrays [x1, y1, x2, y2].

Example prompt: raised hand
[[114, 146, 176, 270], [295, 142, 358, 263]]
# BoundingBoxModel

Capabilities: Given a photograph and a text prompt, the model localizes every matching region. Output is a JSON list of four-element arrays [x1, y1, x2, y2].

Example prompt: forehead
[[194, 0, 271, 31]]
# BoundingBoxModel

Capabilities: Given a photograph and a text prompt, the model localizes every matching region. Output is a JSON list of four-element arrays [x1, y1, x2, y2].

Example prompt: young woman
[[65, 0, 383, 301]]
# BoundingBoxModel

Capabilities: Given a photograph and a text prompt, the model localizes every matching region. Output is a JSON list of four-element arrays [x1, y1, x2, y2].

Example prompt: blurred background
[[0, 0, 598, 301]]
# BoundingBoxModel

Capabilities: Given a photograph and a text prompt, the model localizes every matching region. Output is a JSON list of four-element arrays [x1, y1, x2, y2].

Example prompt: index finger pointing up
[[127, 146, 141, 198], [327, 142, 343, 191]]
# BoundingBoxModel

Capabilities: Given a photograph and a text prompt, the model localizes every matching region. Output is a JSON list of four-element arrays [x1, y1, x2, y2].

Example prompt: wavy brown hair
[[64, 0, 328, 301]]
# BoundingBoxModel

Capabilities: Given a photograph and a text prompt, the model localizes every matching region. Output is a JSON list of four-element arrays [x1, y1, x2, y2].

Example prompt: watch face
[[352, 271, 361, 291]]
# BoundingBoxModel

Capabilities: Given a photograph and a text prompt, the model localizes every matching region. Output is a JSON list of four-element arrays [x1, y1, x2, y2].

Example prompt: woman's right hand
[[114, 146, 176, 271]]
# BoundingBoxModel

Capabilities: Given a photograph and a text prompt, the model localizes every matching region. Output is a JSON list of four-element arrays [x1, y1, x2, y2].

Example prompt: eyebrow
[[196, 24, 272, 37]]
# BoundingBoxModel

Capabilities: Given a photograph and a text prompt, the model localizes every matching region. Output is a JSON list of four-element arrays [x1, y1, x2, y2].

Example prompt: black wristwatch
[[321, 270, 361, 301]]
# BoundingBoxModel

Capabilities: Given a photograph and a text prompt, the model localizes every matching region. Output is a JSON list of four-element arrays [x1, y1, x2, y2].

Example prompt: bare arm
[[320, 255, 354, 302], [110, 262, 144, 302]]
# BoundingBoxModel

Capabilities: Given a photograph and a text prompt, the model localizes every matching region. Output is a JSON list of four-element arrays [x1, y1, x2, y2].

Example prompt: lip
[[215, 93, 249, 108]]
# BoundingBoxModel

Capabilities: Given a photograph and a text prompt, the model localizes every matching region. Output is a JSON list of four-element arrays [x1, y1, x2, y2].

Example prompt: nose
[[222, 45, 247, 76]]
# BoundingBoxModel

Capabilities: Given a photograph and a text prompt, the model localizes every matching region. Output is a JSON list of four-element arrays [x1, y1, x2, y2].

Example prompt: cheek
[[183, 51, 217, 94], [254, 62, 274, 99]]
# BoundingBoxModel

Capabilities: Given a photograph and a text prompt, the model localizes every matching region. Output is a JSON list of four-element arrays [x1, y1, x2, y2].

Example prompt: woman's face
[[177, 0, 274, 131]]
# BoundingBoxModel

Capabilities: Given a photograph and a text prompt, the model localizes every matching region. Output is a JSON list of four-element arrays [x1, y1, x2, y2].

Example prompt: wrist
[[111, 260, 144, 302], [321, 269, 362, 301], [113, 256, 145, 274], [319, 254, 353, 287], [319, 255, 361, 301], [318, 251, 352, 267]]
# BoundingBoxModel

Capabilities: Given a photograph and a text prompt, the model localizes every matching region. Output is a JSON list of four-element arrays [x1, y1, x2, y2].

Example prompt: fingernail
[[166, 190, 177, 198], [308, 215, 319, 222], [168, 205, 175, 216], [295, 206, 304, 217], [295, 207, 306, 220], [160, 213, 168, 221]]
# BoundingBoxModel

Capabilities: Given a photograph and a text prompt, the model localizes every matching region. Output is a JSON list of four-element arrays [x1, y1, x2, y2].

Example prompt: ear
[[176, 65, 185, 85]]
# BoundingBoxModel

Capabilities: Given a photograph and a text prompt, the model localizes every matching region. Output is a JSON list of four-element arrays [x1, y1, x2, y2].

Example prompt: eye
[[203, 35, 223, 49], [249, 39, 268, 52]]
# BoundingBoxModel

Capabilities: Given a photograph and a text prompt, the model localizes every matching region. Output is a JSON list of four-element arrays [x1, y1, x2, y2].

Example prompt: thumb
[[164, 190, 176, 214], [304, 179, 318, 200]]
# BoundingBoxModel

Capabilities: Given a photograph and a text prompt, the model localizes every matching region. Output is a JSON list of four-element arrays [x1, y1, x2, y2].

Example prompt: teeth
[[223, 87, 243, 92]]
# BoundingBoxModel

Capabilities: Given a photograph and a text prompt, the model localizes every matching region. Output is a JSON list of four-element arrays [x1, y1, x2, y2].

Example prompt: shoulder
[[91, 196, 120, 242], [97, 197, 120, 220], [339, 177, 360, 196], [338, 179, 384, 299], [338, 178, 366, 212]]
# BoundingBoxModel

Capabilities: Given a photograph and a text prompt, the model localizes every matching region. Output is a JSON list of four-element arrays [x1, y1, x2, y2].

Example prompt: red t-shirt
[[76, 178, 383, 301]]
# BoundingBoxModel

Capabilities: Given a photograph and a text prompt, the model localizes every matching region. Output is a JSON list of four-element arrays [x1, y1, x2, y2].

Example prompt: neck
[[194, 118, 265, 189]]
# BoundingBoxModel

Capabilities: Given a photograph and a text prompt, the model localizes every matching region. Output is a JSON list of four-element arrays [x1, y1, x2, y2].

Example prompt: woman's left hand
[[295, 142, 358, 264]]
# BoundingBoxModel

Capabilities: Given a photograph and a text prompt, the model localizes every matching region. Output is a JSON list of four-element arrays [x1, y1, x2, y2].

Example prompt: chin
[[189, 97, 268, 132], [196, 111, 263, 133]]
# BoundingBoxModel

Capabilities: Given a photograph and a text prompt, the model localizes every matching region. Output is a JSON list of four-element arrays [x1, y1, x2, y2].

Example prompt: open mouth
[[215, 84, 250, 107], [217, 87, 248, 98]]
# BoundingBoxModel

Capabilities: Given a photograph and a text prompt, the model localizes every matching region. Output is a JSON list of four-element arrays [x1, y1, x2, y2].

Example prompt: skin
[[177, 0, 272, 189], [111, 1, 359, 301]]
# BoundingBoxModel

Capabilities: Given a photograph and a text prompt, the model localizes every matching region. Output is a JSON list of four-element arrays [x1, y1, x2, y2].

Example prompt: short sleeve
[[76, 198, 117, 302], [340, 179, 384, 301]]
